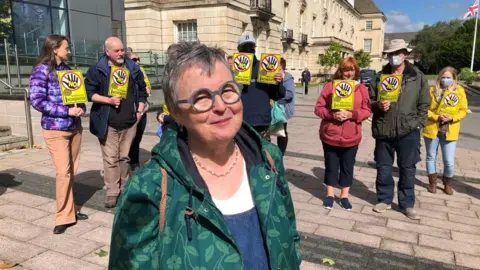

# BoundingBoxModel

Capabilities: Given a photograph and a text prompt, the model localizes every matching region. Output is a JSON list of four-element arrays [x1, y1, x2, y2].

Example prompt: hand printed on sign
[[235, 56, 249, 71], [62, 73, 80, 90], [382, 77, 398, 91], [113, 70, 127, 85], [262, 56, 278, 71], [337, 84, 351, 97], [445, 94, 458, 106]]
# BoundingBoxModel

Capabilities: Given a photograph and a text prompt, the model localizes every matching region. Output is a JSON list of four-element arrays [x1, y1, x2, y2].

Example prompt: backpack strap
[[159, 168, 168, 233]]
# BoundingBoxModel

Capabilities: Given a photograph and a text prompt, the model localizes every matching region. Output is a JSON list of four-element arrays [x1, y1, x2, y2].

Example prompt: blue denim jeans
[[424, 134, 457, 177], [375, 129, 420, 209]]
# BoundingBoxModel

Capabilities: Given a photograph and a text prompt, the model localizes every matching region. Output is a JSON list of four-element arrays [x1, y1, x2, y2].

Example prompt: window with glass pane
[[12, 2, 51, 54], [366, 21, 372, 31], [51, 0, 66, 8], [364, 39, 372, 52], [52, 8, 68, 35], [177, 22, 197, 42], [23, 0, 49, 5]]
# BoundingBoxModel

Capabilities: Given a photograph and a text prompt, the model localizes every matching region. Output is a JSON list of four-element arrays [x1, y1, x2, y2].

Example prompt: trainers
[[373, 202, 392, 213], [403, 208, 420, 220], [339, 198, 352, 211], [323, 196, 334, 210]]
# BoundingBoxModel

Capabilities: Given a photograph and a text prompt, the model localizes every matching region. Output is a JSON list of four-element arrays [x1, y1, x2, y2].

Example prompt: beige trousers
[[100, 123, 137, 198], [42, 128, 82, 226]]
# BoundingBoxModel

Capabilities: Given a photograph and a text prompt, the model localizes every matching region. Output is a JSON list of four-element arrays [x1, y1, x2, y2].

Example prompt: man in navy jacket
[[237, 32, 285, 141], [85, 37, 147, 208]]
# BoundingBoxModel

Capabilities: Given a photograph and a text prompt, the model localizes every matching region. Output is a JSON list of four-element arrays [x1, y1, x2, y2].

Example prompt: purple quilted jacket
[[29, 63, 86, 131]]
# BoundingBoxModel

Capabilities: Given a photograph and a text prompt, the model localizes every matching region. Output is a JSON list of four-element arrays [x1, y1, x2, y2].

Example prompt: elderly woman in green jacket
[[109, 42, 301, 270]]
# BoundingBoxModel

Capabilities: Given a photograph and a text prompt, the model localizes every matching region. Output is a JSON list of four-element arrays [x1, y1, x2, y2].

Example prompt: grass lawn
[[425, 74, 437, 80]]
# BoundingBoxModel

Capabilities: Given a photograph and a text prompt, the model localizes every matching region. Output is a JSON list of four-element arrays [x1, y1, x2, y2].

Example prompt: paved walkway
[[1, 96, 480, 269]]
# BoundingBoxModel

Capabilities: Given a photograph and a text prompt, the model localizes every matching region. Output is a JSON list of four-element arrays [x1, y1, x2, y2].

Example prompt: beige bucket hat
[[383, 39, 413, 54]]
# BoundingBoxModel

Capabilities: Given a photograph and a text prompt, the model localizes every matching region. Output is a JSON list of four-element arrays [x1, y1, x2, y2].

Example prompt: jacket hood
[[150, 121, 270, 194], [95, 55, 138, 75]]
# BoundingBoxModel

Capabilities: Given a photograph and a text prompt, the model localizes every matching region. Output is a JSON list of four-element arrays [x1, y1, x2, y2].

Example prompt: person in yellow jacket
[[423, 66, 468, 195], [128, 52, 151, 170], [129, 54, 151, 96]]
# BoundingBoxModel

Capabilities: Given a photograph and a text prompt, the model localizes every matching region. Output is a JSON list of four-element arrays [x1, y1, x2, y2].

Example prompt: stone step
[[0, 126, 12, 138], [0, 135, 28, 151]]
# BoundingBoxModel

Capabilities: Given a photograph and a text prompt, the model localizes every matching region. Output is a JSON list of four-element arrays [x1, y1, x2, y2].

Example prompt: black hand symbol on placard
[[63, 73, 79, 90], [236, 56, 249, 70], [114, 70, 126, 85], [264, 56, 277, 71]]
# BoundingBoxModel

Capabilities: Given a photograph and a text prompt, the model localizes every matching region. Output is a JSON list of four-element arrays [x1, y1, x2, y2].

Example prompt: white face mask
[[388, 55, 403, 66]]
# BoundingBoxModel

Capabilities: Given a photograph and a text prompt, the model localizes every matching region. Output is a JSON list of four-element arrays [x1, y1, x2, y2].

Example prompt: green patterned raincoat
[[109, 123, 301, 270]]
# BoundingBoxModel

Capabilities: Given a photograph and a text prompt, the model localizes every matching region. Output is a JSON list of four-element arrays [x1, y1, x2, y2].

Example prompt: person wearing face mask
[[236, 32, 286, 141], [315, 57, 372, 210], [422, 67, 468, 195], [368, 39, 430, 220]]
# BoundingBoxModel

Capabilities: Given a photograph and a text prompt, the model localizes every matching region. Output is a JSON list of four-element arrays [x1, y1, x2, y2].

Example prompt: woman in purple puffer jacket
[[29, 35, 88, 235]]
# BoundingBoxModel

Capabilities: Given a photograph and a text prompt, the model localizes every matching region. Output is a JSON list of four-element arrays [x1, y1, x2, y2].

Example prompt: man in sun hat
[[236, 31, 285, 141], [368, 39, 430, 220]]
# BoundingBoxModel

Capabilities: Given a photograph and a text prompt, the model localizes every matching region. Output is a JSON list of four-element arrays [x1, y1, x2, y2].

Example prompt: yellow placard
[[108, 66, 130, 98], [232, 52, 254, 85], [332, 80, 355, 110], [379, 74, 402, 102], [436, 91, 460, 116], [257, 53, 281, 85], [58, 70, 88, 105]]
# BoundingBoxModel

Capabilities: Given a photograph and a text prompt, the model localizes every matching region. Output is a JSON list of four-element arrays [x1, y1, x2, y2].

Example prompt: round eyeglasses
[[175, 81, 243, 113]]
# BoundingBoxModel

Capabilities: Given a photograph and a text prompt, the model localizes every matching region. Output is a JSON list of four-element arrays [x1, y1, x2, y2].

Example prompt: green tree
[[411, 19, 465, 73], [0, 0, 12, 40], [318, 42, 342, 74], [353, 49, 372, 68]]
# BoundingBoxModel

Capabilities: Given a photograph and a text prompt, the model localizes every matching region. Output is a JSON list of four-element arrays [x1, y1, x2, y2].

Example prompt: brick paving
[[1, 96, 480, 269]]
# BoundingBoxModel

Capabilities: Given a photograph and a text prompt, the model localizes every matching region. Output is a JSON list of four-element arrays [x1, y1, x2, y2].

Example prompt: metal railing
[[0, 78, 33, 148], [282, 29, 294, 41], [250, 0, 272, 11], [0, 38, 167, 89]]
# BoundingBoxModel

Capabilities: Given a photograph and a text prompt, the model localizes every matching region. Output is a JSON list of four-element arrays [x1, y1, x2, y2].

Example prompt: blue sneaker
[[339, 198, 353, 211], [323, 196, 334, 210]]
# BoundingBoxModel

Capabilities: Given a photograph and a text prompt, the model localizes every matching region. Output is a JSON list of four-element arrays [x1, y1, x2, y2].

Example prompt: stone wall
[[0, 99, 45, 147]]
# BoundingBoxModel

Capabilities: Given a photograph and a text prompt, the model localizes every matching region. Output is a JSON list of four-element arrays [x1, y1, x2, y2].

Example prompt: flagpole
[[471, 3, 479, 72]]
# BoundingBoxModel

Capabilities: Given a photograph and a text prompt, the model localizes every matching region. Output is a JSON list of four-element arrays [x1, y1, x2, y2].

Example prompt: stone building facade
[[124, 0, 386, 80]]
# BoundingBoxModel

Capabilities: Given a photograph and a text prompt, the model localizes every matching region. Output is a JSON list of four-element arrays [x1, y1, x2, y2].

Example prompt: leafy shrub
[[458, 68, 476, 84]]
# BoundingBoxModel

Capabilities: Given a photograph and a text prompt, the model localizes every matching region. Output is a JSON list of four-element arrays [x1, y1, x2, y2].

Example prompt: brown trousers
[[43, 128, 82, 226], [100, 123, 137, 198]]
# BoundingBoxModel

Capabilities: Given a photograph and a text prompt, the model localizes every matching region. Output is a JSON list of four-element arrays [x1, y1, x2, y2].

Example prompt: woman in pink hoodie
[[314, 57, 372, 210]]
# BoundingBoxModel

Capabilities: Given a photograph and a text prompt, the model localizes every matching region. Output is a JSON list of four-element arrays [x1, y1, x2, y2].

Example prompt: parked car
[[360, 69, 376, 87]]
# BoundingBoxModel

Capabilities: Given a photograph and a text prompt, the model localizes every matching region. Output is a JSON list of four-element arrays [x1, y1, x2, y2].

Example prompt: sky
[[373, 0, 477, 33]]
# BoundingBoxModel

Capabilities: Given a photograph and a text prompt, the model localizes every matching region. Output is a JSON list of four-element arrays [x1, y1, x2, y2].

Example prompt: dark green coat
[[109, 123, 301, 270], [368, 61, 430, 139]]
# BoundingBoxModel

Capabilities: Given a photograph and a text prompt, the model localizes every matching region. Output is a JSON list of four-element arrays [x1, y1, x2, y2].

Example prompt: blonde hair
[[435, 66, 458, 94]]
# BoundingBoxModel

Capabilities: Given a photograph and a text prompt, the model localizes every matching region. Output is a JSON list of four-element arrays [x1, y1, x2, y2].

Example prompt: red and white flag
[[463, 0, 479, 18]]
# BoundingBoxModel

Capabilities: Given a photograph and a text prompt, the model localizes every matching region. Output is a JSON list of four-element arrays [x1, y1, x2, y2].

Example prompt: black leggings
[[128, 113, 147, 165], [277, 123, 288, 155]]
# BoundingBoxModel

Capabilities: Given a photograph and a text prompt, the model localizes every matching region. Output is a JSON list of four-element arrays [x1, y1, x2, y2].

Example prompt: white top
[[212, 159, 255, 215]]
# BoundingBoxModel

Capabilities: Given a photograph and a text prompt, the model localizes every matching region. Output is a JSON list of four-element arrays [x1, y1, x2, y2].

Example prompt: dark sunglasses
[[131, 57, 140, 62]]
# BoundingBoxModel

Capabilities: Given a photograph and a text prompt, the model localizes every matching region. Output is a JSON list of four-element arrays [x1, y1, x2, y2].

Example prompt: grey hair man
[[85, 36, 147, 208], [368, 39, 430, 220]]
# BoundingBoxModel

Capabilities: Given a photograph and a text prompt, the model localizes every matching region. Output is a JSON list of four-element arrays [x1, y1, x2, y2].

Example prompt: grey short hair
[[162, 41, 230, 112]]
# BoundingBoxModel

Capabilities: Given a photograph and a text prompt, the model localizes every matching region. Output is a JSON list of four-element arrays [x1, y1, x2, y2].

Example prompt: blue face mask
[[441, 78, 453, 88]]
